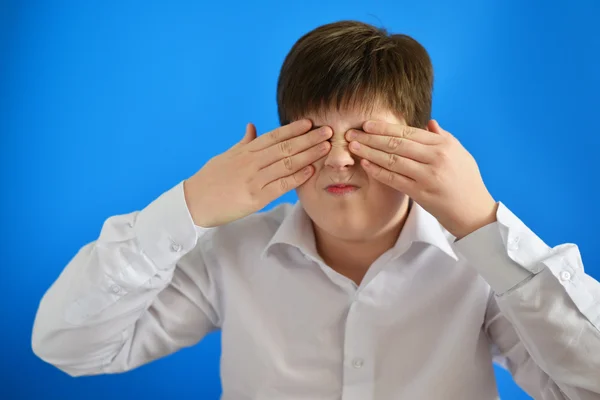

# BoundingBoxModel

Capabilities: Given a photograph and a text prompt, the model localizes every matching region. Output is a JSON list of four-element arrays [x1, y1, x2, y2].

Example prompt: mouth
[[325, 184, 359, 196]]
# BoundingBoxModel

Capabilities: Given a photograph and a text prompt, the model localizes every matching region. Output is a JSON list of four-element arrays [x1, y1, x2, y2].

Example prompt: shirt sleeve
[[452, 202, 600, 398], [31, 181, 221, 377]]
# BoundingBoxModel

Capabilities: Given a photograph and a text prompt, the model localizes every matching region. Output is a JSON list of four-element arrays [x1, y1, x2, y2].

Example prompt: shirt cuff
[[134, 181, 208, 270], [452, 202, 551, 294]]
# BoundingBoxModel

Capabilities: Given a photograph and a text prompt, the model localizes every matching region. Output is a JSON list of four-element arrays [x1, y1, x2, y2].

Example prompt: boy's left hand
[[346, 119, 498, 240]]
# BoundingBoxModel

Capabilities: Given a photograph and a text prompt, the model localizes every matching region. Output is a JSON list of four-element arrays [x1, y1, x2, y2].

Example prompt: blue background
[[2, 0, 599, 399]]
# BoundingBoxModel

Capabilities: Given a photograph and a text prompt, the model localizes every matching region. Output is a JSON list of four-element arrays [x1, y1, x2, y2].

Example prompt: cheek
[[311, 156, 327, 170], [295, 173, 319, 199], [301, 159, 326, 187], [367, 178, 406, 203]]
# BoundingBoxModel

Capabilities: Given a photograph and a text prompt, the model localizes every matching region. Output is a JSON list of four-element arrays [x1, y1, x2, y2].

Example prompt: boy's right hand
[[183, 119, 333, 228]]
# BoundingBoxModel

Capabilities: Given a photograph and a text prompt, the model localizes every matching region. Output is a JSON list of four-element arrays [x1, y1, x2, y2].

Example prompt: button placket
[[341, 296, 374, 399], [352, 358, 364, 368]]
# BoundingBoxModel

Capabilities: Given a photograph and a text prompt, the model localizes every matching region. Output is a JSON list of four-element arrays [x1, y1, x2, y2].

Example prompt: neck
[[314, 198, 412, 285]]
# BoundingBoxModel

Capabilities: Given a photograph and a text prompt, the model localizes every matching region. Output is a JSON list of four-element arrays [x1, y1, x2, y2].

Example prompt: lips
[[325, 184, 359, 195], [326, 184, 356, 189]]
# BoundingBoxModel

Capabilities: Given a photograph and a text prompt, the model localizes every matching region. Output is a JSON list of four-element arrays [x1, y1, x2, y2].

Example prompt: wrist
[[183, 178, 205, 227], [451, 200, 498, 240]]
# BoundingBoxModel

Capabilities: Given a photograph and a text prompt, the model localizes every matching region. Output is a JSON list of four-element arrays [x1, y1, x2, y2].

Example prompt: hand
[[346, 119, 497, 239], [185, 120, 333, 227]]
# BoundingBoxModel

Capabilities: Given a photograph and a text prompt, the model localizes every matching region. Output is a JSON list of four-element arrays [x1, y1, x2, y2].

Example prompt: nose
[[324, 138, 355, 170]]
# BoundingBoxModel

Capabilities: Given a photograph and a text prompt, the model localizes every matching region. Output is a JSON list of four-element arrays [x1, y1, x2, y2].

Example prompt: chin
[[324, 225, 378, 242], [314, 212, 380, 242], [298, 187, 406, 241]]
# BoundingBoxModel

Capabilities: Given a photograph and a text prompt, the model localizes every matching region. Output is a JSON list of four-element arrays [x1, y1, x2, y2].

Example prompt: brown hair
[[276, 20, 434, 128]]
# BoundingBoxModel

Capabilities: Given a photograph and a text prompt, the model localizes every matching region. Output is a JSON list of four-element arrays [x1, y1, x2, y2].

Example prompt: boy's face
[[296, 107, 410, 242]]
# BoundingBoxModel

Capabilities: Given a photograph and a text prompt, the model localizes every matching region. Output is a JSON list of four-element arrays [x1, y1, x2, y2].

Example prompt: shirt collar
[[261, 200, 458, 261], [261, 201, 318, 260], [391, 199, 458, 261]]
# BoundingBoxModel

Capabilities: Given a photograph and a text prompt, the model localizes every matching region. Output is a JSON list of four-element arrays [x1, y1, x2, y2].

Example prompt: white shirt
[[32, 182, 600, 399]]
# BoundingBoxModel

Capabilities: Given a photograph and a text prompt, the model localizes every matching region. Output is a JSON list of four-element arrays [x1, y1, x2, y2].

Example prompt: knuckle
[[387, 153, 399, 168], [279, 139, 293, 156], [291, 170, 302, 185], [373, 165, 384, 178], [372, 164, 382, 177], [269, 129, 280, 142], [386, 170, 396, 184], [283, 156, 293, 171], [388, 136, 402, 150], [279, 177, 290, 192], [401, 126, 412, 138], [429, 166, 443, 183], [434, 148, 448, 164]]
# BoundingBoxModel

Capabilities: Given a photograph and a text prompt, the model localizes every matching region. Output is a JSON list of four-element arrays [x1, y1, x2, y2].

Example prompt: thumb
[[232, 123, 257, 149], [427, 119, 442, 134], [427, 119, 452, 138], [240, 122, 257, 144]]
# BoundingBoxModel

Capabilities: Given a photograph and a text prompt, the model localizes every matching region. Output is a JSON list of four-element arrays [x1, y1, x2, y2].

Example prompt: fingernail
[[304, 166, 312, 175], [364, 121, 376, 131], [347, 130, 357, 140], [350, 141, 360, 150]]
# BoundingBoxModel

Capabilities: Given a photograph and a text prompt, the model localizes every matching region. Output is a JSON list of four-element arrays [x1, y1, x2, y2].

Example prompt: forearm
[[495, 267, 600, 395], [454, 202, 600, 395], [32, 183, 201, 376]]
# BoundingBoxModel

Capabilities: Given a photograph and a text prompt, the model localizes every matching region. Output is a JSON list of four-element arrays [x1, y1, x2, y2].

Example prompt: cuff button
[[170, 242, 183, 252], [559, 271, 572, 281]]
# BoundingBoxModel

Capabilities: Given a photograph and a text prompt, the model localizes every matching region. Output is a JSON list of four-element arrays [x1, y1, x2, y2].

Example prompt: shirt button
[[110, 284, 122, 294], [560, 271, 572, 281], [352, 358, 364, 368], [170, 242, 182, 252]]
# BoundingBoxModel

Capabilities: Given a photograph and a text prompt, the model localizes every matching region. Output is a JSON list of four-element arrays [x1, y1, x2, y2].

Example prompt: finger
[[363, 120, 442, 145], [346, 129, 434, 164], [349, 141, 426, 181], [261, 164, 315, 199], [257, 126, 333, 169], [428, 119, 452, 138], [247, 119, 313, 151], [361, 159, 417, 194], [257, 141, 330, 187], [242, 122, 257, 144], [231, 123, 257, 150]]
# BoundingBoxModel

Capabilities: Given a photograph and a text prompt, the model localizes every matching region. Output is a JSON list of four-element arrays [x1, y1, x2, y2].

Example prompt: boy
[[32, 20, 600, 399]]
